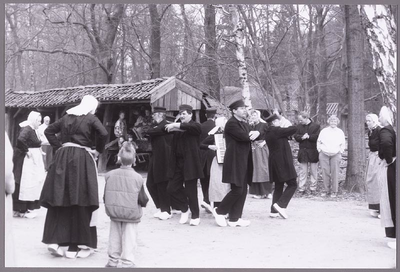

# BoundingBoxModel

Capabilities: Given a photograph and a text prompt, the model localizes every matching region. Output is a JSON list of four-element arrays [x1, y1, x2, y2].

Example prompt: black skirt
[[42, 206, 97, 248]]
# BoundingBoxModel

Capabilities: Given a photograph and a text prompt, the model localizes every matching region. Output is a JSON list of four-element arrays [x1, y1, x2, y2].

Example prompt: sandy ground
[[7, 173, 396, 269]]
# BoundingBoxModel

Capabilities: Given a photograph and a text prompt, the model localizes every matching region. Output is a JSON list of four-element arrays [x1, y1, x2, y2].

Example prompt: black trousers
[[200, 169, 210, 204], [147, 180, 171, 213], [167, 157, 199, 219], [385, 162, 396, 238], [216, 183, 247, 222], [270, 178, 297, 213]]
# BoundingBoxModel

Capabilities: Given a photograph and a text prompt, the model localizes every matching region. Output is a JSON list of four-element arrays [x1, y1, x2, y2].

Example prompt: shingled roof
[[5, 77, 169, 108]]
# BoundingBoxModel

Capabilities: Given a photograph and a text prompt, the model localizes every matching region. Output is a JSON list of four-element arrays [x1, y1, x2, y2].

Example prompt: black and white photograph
[[4, 3, 397, 269]]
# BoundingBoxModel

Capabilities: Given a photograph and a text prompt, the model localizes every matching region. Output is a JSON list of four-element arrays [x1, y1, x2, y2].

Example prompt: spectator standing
[[365, 113, 381, 217], [165, 104, 203, 226], [377, 106, 396, 248], [40, 95, 108, 258], [5, 132, 16, 266], [265, 113, 298, 219], [104, 142, 149, 268], [12, 111, 45, 219], [145, 106, 174, 220], [316, 115, 345, 198], [293, 111, 321, 194]]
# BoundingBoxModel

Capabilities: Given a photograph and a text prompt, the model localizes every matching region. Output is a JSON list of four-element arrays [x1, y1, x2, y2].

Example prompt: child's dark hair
[[118, 142, 136, 166]]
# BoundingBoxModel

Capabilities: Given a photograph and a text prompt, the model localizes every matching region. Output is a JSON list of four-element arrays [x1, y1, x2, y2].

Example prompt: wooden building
[[5, 76, 222, 172]]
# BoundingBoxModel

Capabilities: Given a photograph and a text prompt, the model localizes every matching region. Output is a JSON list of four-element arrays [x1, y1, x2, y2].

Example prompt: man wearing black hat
[[145, 106, 174, 220], [199, 108, 217, 213], [213, 99, 259, 227], [265, 112, 298, 219], [165, 104, 203, 226]]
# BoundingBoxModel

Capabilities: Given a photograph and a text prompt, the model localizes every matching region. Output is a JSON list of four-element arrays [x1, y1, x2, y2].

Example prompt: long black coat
[[293, 120, 320, 163], [200, 119, 216, 175], [265, 126, 298, 183], [222, 117, 253, 187], [145, 119, 173, 184], [168, 120, 204, 181]]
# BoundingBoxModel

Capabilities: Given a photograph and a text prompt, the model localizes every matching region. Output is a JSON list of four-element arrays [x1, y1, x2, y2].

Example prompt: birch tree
[[229, 5, 252, 109], [361, 5, 397, 119]]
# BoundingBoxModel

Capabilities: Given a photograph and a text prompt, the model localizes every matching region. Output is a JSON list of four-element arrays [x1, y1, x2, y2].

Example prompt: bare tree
[[344, 5, 366, 193]]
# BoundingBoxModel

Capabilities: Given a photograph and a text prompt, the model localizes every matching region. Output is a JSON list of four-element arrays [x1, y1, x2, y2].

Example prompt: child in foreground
[[104, 141, 149, 268]]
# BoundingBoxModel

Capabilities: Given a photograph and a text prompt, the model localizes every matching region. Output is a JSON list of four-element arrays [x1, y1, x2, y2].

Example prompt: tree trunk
[[344, 5, 366, 193], [316, 6, 328, 125], [229, 5, 252, 109], [149, 4, 162, 79], [306, 5, 317, 116], [204, 4, 221, 100], [361, 5, 397, 119]]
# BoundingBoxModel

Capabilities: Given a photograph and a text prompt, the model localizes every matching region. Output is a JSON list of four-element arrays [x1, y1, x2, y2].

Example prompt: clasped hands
[[165, 123, 184, 132], [249, 131, 260, 141]]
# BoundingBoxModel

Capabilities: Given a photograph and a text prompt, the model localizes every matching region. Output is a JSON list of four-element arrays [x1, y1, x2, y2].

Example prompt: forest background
[[5, 4, 397, 193]]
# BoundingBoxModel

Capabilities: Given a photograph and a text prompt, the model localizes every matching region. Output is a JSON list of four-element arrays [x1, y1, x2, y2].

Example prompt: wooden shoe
[[179, 211, 190, 224], [273, 203, 288, 219], [189, 218, 200, 226], [48, 244, 64, 257], [158, 211, 172, 220], [227, 219, 250, 227], [213, 208, 227, 227]]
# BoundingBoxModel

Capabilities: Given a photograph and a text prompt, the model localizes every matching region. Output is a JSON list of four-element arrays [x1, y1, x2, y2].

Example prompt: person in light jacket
[[316, 115, 345, 198], [104, 142, 149, 268]]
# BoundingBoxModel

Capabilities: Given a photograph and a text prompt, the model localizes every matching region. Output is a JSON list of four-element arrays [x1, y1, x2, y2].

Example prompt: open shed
[[5, 76, 221, 172]]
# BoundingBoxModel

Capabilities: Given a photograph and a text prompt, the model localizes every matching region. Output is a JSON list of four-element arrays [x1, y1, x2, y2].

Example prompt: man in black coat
[[213, 100, 259, 227], [199, 108, 217, 212], [145, 106, 174, 220], [265, 113, 298, 219], [165, 104, 203, 226], [293, 111, 321, 194]]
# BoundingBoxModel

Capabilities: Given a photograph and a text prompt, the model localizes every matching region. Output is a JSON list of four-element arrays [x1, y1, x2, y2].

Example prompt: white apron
[[19, 148, 46, 201], [378, 159, 394, 228]]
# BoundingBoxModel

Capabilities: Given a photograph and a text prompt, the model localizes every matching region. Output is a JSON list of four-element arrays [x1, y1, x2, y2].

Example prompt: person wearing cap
[[377, 106, 396, 248], [265, 112, 298, 219], [145, 106, 174, 220], [38, 116, 53, 171], [165, 104, 203, 226], [212, 99, 258, 227], [293, 111, 321, 195], [199, 108, 217, 212], [12, 111, 46, 219], [40, 95, 108, 258]]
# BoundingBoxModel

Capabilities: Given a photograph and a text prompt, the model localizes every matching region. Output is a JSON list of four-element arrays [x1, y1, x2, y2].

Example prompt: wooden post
[[98, 104, 113, 173]]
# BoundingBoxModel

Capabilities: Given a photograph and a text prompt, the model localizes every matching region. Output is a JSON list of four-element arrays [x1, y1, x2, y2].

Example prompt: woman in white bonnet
[[365, 113, 381, 217], [377, 106, 396, 249], [12, 111, 45, 219], [40, 95, 108, 258]]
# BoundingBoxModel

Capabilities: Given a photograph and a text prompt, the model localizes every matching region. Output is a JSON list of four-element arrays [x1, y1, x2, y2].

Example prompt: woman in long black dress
[[12, 111, 45, 219], [40, 95, 108, 258]]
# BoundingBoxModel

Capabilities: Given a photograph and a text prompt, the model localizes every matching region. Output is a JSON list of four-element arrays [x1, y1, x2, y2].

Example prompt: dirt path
[[8, 174, 396, 269]]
